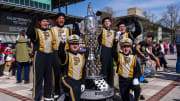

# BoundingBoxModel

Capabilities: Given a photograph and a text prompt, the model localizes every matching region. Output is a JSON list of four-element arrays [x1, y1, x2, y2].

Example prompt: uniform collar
[[68, 50, 78, 55], [57, 25, 64, 28], [39, 27, 48, 31], [122, 52, 130, 56], [103, 26, 111, 31]]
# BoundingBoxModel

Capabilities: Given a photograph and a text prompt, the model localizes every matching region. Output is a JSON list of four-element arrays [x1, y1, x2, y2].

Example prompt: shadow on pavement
[[152, 67, 180, 81], [173, 99, 180, 101]]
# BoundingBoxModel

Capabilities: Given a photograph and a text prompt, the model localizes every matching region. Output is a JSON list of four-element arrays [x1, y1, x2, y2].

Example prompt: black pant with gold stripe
[[33, 51, 53, 101], [61, 76, 81, 101], [100, 45, 114, 87], [119, 76, 141, 101], [52, 51, 62, 97]]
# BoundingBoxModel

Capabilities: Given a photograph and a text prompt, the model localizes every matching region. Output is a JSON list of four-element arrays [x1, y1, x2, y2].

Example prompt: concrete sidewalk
[[0, 55, 179, 101], [0, 92, 20, 101], [140, 55, 180, 101]]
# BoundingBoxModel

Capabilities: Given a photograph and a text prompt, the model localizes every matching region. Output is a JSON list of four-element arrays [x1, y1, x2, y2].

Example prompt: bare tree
[[143, 10, 157, 23], [158, 5, 180, 43], [102, 6, 114, 17]]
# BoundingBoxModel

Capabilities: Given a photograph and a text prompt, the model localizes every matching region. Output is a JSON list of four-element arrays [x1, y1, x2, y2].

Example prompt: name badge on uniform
[[119, 35, 123, 40], [58, 29, 64, 37], [74, 57, 80, 65], [43, 32, 49, 40], [124, 56, 130, 64], [107, 31, 112, 37]]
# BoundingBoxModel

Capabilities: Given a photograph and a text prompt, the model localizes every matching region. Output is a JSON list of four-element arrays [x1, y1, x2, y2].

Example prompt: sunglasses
[[70, 43, 79, 45]]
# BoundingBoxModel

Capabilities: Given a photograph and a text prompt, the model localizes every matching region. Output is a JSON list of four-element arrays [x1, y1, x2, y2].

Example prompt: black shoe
[[140, 95, 145, 100], [16, 81, 21, 83], [24, 81, 29, 84], [54, 95, 59, 101], [142, 79, 148, 83]]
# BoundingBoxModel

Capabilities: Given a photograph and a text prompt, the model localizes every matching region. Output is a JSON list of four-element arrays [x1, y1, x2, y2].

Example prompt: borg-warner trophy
[[80, 2, 114, 100]]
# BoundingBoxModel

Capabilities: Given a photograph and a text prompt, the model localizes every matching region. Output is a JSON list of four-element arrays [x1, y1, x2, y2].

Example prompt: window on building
[[9, 0, 14, 3], [43, 4, 46, 10], [30, 0, 34, 7], [34, 1, 38, 8], [3, 0, 9, 2], [15, 0, 20, 4], [25, 0, 29, 6], [47, 5, 50, 10], [20, 0, 25, 5], [39, 2, 43, 9]]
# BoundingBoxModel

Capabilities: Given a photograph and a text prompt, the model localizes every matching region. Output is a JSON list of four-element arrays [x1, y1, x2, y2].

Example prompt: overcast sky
[[54, 0, 180, 20]]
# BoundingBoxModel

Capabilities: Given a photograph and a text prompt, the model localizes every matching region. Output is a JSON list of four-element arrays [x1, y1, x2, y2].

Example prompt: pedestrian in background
[[13, 34, 32, 83], [176, 34, 180, 73], [0, 50, 5, 76]]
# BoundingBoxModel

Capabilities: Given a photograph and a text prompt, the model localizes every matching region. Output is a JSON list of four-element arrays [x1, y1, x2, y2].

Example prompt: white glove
[[81, 84, 85, 92], [115, 31, 121, 40], [133, 78, 139, 85]]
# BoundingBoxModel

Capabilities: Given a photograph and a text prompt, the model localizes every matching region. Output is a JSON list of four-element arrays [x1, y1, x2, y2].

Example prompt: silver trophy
[[81, 2, 114, 100]]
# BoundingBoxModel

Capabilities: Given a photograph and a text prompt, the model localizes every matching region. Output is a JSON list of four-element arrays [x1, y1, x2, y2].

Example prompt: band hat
[[120, 38, 132, 46], [67, 34, 80, 44], [55, 13, 65, 19], [38, 15, 48, 21], [117, 20, 127, 27], [102, 17, 111, 24]]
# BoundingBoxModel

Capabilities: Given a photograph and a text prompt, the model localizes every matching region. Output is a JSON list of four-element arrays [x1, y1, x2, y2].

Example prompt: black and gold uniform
[[117, 19, 142, 42], [98, 26, 116, 87], [27, 16, 56, 101], [113, 38, 141, 101], [50, 24, 72, 97], [117, 20, 142, 53], [58, 35, 86, 101]]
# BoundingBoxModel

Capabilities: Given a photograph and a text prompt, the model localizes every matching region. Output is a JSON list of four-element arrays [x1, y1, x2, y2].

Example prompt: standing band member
[[116, 19, 142, 53], [116, 19, 142, 42], [27, 15, 56, 101], [58, 35, 86, 101], [98, 17, 116, 87], [113, 38, 141, 101], [50, 13, 72, 100]]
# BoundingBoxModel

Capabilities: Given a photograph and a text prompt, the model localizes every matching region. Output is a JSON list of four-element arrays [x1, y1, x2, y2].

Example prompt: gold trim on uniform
[[50, 27, 57, 50], [118, 53, 123, 75], [62, 77, 75, 101], [126, 32, 129, 38], [65, 27, 70, 50], [35, 28, 44, 52], [34, 28, 39, 42], [33, 51, 37, 100], [101, 28, 115, 47], [128, 55, 136, 78], [80, 54, 85, 78], [61, 51, 69, 66], [102, 28, 105, 45], [118, 53, 136, 78], [68, 55, 73, 78]]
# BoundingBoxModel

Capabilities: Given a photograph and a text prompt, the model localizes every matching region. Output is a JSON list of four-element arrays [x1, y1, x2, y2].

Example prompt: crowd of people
[[0, 12, 176, 101]]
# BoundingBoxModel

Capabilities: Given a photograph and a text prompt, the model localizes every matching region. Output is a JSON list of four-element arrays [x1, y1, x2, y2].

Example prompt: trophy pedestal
[[81, 76, 114, 100], [81, 88, 114, 100]]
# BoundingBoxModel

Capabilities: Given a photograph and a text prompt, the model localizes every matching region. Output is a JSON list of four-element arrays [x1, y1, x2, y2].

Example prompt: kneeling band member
[[58, 35, 86, 101], [113, 38, 141, 101]]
